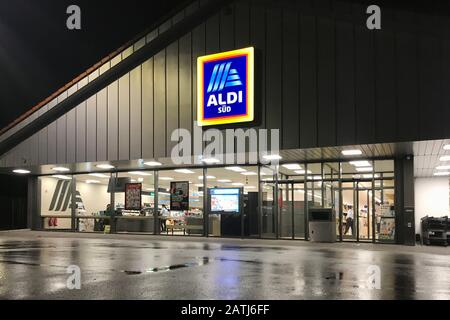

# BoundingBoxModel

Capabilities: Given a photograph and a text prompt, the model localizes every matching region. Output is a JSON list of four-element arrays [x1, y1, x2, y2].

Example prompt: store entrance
[[278, 181, 306, 239]]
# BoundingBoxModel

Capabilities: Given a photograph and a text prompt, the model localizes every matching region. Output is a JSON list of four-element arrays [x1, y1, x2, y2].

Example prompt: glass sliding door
[[260, 165, 277, 238]]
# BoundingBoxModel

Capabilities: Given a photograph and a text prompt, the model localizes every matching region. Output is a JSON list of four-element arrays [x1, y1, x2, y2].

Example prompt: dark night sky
[[0, 0, 186, 129]]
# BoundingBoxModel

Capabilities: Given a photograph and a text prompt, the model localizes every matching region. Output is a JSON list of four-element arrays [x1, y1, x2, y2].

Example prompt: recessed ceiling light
[[262, 154, 282, 160], [241, 171, 257, 176], [159, 177, 173, 180], [52, 175, 72, 180], [282, 163, 302, 170], [13, 169, 30, 174], [342, 149, 362, 156], [128, 171, 152, 176], [356, 167, 373, 172], [349, 160, 371, 167], [362, 174, 379, 179], [174, 169, 195, 174], [294, 170, 312, 174], [85, 180, 100, 184], [232, 182, 244, 186], [225, 166, 246, 172], [52, 167, 70, 172], [144, 161, 162, 166], [217, 179, 232, 183], [436, 165, 450, 170], [138, 178, 144, 182], [195, 183, 203, 187], [439, 156, 450, 162], [443, 144, 450, 150], [434, 171, 450, 176], [146, 188, 154, 191], [201, 158, 220, 164], [244, 186, 256, 189], [198, 175, 215, 179], [96, 164, 115, 169]]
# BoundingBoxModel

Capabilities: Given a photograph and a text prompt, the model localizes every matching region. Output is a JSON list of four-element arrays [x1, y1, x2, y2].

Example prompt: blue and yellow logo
[[197, 47, 254, 126]]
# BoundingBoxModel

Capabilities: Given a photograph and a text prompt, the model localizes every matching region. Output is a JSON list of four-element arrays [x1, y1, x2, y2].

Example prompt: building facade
[[1, 0, 450, 245]]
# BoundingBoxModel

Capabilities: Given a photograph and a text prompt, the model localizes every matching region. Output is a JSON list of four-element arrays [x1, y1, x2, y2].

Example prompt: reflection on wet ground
[[0, 232, 449, 299]]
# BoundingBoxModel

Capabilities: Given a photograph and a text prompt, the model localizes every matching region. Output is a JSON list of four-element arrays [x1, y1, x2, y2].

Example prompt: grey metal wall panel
[[250, 1, 266, 130], [47, 99, 58, 164], [66, 85, 77, 164], [443, 20, 450, 138], [299, 13, 317, 148], [191, 12, 205, 141], [56, 92, 68, 164], [354, 2, 376, 144], [76, 100, 86, 163], [266, 8, 282, 133], [107, 80, 119, 161], [86, 94, 97, 162], [374, 8, 396, 143], [142, 58, 154, 159], [38, 104, 48, 164], [281, 9, 299, 149], [154, 50, 166, 158], [96, 87, 108, 161], [335, 2, 355, 146], [418, 14, 443, 140], [179, 33, 192, 134], [118, 73, 130, 160], [220, 5, 234, 51], [317, 16, 336, 147], [130, 66, 142, 159], [29, 112, 39, 165], [396, 10, 419, 142], [166, 41, 179, 155]]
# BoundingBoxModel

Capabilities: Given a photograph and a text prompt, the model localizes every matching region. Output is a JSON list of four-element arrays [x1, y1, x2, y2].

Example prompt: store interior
[[39, 160, 396, 242]]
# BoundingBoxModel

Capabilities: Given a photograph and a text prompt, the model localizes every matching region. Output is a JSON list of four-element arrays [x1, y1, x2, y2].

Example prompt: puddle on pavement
[[121, 257, 210, 275]]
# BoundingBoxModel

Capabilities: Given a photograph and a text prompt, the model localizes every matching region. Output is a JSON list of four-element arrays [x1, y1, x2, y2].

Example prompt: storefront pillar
[[27, 176, 40, 230], [395, 155, 415, 246]]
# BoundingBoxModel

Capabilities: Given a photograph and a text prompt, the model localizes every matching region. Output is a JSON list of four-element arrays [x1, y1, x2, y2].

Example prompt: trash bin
[[308, 208, 336, 242]]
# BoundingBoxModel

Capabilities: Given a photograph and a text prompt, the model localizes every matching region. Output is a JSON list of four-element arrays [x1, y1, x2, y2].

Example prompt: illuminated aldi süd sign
[[197, 47, 254, 126]]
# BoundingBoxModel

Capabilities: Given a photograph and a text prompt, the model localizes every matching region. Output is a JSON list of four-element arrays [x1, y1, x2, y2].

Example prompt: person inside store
[[159, 204, 170, 232], [344, 205, 354, 236]]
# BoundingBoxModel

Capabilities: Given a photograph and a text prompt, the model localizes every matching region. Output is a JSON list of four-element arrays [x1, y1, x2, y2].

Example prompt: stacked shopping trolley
[[421, 216, 449, 246]]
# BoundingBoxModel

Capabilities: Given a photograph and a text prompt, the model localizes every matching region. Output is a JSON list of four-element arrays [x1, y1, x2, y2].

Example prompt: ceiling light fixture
[[349, 160, 371, 167], [159, 177, 174, 181], [439, 155, 450, 162], [262, 154, 282, 160], [201, 158, 221, 164], [128, 171, 152, 176], [174, 169, 195, 174], [96, 164, 115, 169], [434, 171, 450, 176], [217, 179, 231, 183], [436, 165, 450, 170], [85, 180, 100, 184], [355, 167, 373, 172], [342, 149, 362, 156], [241, 172, 257, 176], [52, 167, 70, 172], [144, 161, 162, 166], [443, 144, 450, 150], [282, 163, 302, 170], [13, 169, 30, 174]]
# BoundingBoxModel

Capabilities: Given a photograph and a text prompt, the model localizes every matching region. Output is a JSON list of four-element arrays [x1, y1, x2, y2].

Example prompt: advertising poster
[[125, 183, 142, 210], [170, 181, 189, 211]]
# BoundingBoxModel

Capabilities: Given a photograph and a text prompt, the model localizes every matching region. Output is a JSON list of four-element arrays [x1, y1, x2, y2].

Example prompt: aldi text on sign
[[197, 47, 254, 126]]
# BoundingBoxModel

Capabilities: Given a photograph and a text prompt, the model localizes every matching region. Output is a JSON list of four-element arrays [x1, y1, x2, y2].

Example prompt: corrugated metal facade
[[1, 0, 450, 168]]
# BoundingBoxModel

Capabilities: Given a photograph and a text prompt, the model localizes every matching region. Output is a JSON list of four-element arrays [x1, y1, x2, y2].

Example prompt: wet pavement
[[0, 231, 449, 299]]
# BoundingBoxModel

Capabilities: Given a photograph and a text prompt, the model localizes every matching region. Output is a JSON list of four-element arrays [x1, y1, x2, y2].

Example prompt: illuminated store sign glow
[[197, 47, 254, 126]]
